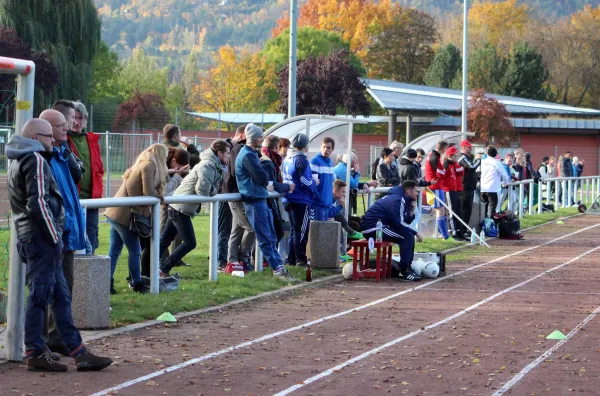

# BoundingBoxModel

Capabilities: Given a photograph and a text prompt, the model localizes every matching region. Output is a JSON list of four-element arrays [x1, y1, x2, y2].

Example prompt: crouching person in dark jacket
[[360, 181, 423, 282], [237, 124, 299, 281], [7, 119, 112, 372]]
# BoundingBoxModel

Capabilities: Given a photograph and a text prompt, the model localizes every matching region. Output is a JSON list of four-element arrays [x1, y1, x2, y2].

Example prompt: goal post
[[0, 56, 35, 362]]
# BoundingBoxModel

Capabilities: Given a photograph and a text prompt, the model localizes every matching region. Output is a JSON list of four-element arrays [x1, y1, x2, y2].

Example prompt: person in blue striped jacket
[[310, 137, 335, 221], [282, 134, 319, 267]]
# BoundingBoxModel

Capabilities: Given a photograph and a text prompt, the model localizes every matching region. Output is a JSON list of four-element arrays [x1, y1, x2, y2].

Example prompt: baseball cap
[[446, 146, 458, 156], [460, 139, 472, 148]]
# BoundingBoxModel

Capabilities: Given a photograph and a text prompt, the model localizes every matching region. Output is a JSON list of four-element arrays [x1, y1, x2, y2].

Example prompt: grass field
[[0, 207, 579, 327]]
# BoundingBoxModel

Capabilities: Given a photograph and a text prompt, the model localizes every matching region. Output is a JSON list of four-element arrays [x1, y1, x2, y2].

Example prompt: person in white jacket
[[480, 146, 510, 218]]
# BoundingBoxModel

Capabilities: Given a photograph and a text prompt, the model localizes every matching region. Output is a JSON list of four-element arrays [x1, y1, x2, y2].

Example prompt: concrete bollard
[[72, 255, 111, 329], [307, 221, 341, 269]]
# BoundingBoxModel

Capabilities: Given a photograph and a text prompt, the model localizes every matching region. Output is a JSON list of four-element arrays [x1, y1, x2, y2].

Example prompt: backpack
[[371, 157, 381, 180], [481, 218, 498, 237], [495, 211, 522, 240]]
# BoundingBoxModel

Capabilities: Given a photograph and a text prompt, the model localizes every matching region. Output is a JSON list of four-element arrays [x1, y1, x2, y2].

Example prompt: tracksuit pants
[[286, 202, 310, 264]]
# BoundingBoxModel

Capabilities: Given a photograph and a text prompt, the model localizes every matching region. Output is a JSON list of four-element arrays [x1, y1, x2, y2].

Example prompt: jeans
[[460, 190, 475, 235], [85, 208, 99, 254], [244, 200, 283, 272], [481, 192, 499, 218], [312, 205, 330, 221], [286, 202, 310, 264], [44, 250, 74, 347], [160, 208, 197, 273], [107, 217, 142, 285], [17, 233, 84, 356], [218, 201, 233, 266], [227, 201, 256, 264]]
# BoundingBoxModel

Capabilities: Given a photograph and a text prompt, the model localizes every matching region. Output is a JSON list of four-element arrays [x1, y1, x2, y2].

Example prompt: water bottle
[[479, 230, 485, 246], [376, 220, 383, 242], [470, 229, 477, 244], [232, 270, 245, 278]]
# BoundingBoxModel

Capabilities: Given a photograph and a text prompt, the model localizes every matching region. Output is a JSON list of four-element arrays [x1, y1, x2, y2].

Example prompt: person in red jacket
[[54, 100, 105, 253], [443, 146, 465, 240], [425, 140, 448, 239]]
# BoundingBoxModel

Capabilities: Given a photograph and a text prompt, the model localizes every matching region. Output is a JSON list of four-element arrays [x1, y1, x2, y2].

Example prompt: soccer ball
[[411, 259, 426, 276], [342, 263, 354, 280], [421, 261, 439, 279]]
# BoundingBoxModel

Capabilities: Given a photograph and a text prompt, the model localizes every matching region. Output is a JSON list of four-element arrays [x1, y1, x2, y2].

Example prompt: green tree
[[0, 0, 101, 109], [500, 41, 549, 100], [364, 8, 437, 83], [263, 27, 362, 72], [89, 41, 122, 103], [469, 43, 505, 92], [181, 51, 199, 107], [424, 43, 462, 88], [117, 48, 169, 99]]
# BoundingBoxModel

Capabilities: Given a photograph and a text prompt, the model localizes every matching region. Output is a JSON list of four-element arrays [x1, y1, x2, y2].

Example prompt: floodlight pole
[[461, 0, 469, 133], [0, 56, 35, 362], [288, 0, 298, 118]]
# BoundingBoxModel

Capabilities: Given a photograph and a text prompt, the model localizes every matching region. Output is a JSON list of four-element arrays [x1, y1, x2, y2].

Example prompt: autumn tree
[[364, 8, 437, 83], [423, 44, 461, 88], [191, 46, 278, 115], [499, 41, 549, 100], [467, 89, 515, 146], [277, 50, 371, 117], [112, 91, 170, 132], [263, 27, 362, 72]]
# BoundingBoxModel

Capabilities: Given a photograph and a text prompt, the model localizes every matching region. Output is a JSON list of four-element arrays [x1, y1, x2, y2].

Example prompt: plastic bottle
[[376, 220, 383, 242], [470, 228, 477, 244], [306, 263, 312, 282], [232, 270, 245, 278], [479, 230, 486, 246]]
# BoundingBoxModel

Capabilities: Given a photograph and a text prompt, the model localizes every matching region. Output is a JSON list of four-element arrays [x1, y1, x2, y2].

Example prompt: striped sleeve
[[32, 153, 60, 244]]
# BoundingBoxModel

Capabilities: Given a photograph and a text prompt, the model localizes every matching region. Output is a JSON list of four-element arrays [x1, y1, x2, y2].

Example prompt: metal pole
[[528, 181, 534, 215], [555, 180, 560, 209], [6, 61, 35, 362], [367, 190, 373, 209], [546, 180, 551, 205], [208, 201, 219, 281], [508, 185, 513, 212], [562, 180, 567, 208], [592, 179, 596, 204], [255, 239, 263, 273], [89, 104, 94, 133], [287, 0, 298, 118], [105, 131, 111, 198], [537, 180, 543, 214], [567, 179, 573, 206], [388, 110, 396, 146], [343, 123, 354, 253], [461, 0, 469, 133], [305, 118, 311, 142], [406, 114, 412, 147], [586, 179, 590, 204], [518, 184, 524, 219], [150, 202, 161, 295]]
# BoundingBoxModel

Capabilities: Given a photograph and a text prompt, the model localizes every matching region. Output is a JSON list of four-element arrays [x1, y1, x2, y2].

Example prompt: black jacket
[[458, 153, 480, 190], [398, 158, 430, 187], [376, 161, 400, 187], [7, 135, 65, 245], [223, 139, 246, 194], [560, 157, 573, 178]]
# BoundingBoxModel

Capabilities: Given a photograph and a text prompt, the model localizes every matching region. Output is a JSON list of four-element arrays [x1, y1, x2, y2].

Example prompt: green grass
[[519, 207, 578, 229]]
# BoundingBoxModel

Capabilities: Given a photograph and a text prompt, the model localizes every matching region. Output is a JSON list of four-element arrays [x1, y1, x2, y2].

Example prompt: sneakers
[[74, 350, 113, 372], [47, 342, 70, 357], [27, 351, 68, 372], [45, 347, 61, 362], [217, 264, 226, 273], [274, 268, 300, 282], [242, 261, 255, 272], [348, 231, 364, 240], [110, 278, 117, 295], [399, 269, 423, 282], [132, 282, 150, 294], [224, 262, 244, 274]]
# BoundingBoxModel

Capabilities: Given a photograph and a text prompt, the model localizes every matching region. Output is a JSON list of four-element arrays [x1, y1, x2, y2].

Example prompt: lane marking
[[344, 285, 600, 296], [274, 246, 600, 395], [90, 222, 600, 396], [493, 305, 600, 395]]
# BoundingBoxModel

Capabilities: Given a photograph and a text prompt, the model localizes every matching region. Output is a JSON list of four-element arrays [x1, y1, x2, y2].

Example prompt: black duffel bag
[[496, 211, 523, 240]]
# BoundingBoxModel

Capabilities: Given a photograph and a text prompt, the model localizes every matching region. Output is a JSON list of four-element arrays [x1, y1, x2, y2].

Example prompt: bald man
[[40, 109, 83, 184], [39, 109, 87, 355], [7, 119, 112, 372]]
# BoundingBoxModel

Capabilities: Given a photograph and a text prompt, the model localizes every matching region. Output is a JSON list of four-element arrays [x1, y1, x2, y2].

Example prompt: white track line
[[493, 304, 600, 395], [90, 222, 600, 396], [274, 246, 600, 395], [345, 285, 600, 296]]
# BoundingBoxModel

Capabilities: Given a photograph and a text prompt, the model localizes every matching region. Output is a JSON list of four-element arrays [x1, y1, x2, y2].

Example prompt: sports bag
[[496, 211, 523, 240], [482, 218, 498, 237]]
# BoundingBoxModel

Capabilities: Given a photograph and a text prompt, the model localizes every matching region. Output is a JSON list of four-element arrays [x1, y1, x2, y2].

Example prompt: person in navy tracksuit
[[360, 180, 423, 281], [310, 137, 335, 221], [282, 134, 319, 267]]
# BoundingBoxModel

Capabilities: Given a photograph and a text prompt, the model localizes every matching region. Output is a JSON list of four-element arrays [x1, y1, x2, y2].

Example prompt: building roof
[[365, 79, 600, 116], [431, 117, 600, 130], [187, 113, 394, 124]]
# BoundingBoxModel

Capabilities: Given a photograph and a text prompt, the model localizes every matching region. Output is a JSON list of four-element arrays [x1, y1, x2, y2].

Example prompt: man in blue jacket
[[236, 124, 298, 281], [360, 180, 423, 281], [40, 109, 87, 356], [282, 134, 318, 267], [310, 137, 335, 221]]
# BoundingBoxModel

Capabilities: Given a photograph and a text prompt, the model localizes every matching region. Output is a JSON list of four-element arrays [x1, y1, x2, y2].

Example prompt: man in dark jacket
[[399, 148, 430, 186], [237, 124, 298, 281], [458, 140, 481, 236], [360, 181, 423, 281], [7, 119, 112, 372]]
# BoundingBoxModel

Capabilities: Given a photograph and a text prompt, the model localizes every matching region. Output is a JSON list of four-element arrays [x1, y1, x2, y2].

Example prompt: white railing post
[[519, 183, 525, 219], [562, 180, 567, 208], [579, 178, 583, 204], [567, 179, 573, 206], [150, 202, 161, 295], [208, 201, 219, 281], [255, 239, 263, 272], [105, 131, 111, 198], [591, 179, 596, 205], [597, 176, 600, 200], [367, 190, 373, 209], [555, 180, 560, 209], [545, 180, 551, 205], [528, 181, 534, 215], [416, 190, 423, 232], [508, 185, 513, 213], [537, 180, 543, 214]]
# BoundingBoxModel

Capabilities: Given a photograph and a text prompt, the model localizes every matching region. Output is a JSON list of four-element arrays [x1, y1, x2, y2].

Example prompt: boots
[[74, 350, 113, 372], [110, 278, 117, 295], [27, 351, 68, 372]]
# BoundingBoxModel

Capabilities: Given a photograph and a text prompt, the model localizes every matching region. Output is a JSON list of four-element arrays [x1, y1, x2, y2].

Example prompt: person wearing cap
[[425, 140, 449, 239], [442, 146, 464, 239], [458, 140, 481, 237], [282, 133, 319, 267], [236, 124, 298, 281]]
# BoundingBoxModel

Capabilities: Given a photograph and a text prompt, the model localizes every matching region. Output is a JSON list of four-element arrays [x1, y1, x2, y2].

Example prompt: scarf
[[261, 147, 283, 182]]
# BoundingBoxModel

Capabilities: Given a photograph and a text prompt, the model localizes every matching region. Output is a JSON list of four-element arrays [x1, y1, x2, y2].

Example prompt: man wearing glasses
[[6, 118, 112, 372]]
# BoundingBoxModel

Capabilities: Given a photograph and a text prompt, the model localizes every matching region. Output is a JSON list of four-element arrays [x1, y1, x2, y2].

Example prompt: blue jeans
[[86, 208, 99, 254], [107, 217, 142, 284], [17, 233, 84, 356], [217, 201, 232, 266], [312, 205, 330, 221], [159, 208, 197, 273], [244, 200, 284, 272]]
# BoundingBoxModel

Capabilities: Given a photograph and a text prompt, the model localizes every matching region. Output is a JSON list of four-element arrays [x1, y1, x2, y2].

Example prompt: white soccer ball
[[421, 261, 440, 279], [342, 263, 354, 280], [411, 259, 426, 276]]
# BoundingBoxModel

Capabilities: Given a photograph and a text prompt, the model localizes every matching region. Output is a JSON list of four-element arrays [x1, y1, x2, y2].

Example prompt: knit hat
[[291, 133, 309, 149], [405, 148, 417, 159], [245, 123, 263, 142]]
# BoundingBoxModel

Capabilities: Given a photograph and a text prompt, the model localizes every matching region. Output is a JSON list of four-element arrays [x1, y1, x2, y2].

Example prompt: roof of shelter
[[364, 79, 600, 116]]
